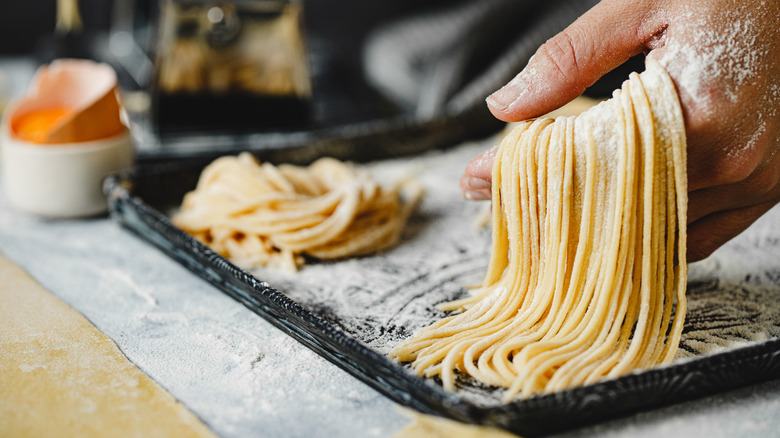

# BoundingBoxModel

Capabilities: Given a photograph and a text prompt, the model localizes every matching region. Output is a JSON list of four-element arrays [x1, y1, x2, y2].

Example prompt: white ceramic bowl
[[1, 122, 134, 218]]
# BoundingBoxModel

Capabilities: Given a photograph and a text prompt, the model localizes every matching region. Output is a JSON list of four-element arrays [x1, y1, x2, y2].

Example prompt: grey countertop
[[3, 158, 780, 438], [2, 57, 780, 438]]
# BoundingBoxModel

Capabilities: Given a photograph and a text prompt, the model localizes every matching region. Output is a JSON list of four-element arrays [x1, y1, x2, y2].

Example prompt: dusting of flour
[[228, 137, 780, 406], [657, 2, 767, 109]]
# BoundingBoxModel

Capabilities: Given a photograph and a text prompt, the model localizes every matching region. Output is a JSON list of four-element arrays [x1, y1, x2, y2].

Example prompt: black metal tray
[[105, 145, 780, 437]]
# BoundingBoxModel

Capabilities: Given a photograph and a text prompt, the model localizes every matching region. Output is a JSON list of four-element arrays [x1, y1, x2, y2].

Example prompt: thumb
[[487, 0, 665, 121]]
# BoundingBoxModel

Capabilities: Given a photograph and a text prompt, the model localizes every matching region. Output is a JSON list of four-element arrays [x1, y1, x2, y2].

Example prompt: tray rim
[[104, 163, 780, 437]]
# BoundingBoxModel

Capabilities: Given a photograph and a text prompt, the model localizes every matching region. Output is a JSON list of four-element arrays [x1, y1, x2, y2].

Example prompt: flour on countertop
[[1, 129, 779, 428], [100, 268, 158, 306]]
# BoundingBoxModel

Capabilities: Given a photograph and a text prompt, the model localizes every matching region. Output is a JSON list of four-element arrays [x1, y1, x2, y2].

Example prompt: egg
[[1, 59, 135, 218]]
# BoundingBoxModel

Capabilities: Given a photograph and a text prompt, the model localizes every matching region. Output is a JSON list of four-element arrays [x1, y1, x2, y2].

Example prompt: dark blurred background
[[0, 0, 115, 55], [0, 0, 461, 69], [0, 0, 481, 122], [0, 0, 642, 162]]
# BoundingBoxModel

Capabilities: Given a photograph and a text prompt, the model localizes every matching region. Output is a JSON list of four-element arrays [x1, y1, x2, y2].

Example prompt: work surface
[[3, 54, 780, 438], [3, 143, 780, 437]]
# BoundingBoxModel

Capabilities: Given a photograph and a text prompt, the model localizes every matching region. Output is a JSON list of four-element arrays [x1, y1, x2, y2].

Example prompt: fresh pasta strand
[[391, 58, 687, 401], [172, 153, 423, 271]]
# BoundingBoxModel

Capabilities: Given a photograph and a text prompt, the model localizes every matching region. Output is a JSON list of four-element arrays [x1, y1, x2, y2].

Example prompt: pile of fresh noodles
[[172, 153, 423, 271], [392, 58, 688, 400]]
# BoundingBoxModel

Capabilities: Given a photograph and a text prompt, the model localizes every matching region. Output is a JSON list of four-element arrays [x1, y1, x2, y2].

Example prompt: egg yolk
[[12, 108, 72, 143]]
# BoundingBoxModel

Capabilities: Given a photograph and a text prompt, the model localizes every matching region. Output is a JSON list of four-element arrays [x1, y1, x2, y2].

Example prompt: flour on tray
[[234, 139, 780, 406]]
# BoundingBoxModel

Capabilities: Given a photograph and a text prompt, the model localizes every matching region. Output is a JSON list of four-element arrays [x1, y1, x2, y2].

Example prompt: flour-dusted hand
[[461, 0, 780, 261]]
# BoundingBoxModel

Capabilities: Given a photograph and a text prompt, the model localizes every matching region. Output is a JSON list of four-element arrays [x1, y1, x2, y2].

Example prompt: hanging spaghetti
[[173, 153, 423, 271], [392, 58, 688, 400]]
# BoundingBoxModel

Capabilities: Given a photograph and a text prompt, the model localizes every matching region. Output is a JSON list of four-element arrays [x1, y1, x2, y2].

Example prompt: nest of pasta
[[172, 153, 423, 271]]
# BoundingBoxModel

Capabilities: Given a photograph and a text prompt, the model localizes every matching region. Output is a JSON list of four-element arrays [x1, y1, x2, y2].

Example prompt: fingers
[[688, 165, 780, 225], [468, 0, 780, 262], [687, 120, 780, 223], [687, 201, 777, 262], [487, 0, 664, 122], [466, 0, 665, 200], [461, 146, 498, 200]]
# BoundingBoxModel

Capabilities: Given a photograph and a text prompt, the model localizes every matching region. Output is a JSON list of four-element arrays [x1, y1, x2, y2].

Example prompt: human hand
[[460, 0, 780, 261]]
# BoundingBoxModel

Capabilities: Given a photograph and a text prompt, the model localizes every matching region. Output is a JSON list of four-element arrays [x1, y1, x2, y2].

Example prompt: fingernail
[[487, 78, 522, 111], [464, 189, 491, 201], [463, 177, 491, 201], [466, 177, 491, 190], [486, 90, 512, 111], [487, 71, 530, 111]]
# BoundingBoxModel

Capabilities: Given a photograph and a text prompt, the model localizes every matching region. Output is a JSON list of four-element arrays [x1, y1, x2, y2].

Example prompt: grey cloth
[[363, 0, 599, 118]]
